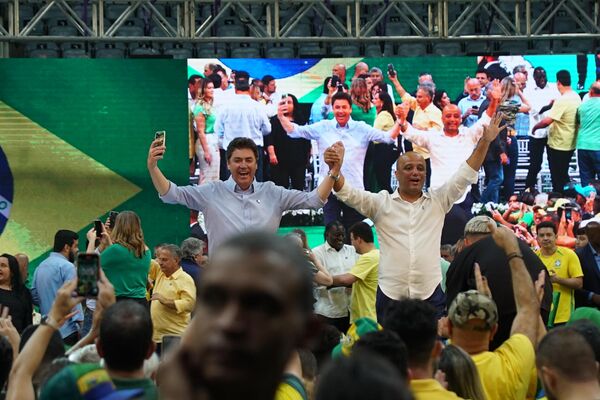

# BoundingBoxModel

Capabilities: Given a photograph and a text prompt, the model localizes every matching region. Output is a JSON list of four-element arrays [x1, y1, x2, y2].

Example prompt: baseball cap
[[568, 307, 600, 329], [40, 363, 143, 400], [234, 70, 250, 91], [332, 317, 382, 357], [448, 290, 498, 330]]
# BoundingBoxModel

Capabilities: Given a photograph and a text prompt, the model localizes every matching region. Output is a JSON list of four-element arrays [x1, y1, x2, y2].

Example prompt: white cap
[[580, 216, 600, 229]]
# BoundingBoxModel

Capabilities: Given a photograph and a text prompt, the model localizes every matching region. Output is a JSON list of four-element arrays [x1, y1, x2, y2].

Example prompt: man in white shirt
[[261, 74, 282, 117], [312, 221, 358, 333], [325, 111, 505, 320], [524, 66, 560, 190], [214, 70, 271, 182]]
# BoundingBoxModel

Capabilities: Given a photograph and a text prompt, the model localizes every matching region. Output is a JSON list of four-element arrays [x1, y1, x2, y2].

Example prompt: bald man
[[326, 111, 505, 320], [352, 62, 369, 81], [457, 78, 486, 127], [332, 63, 347, 85]]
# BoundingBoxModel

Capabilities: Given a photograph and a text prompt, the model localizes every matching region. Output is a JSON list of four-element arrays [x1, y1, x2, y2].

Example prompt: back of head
[[180, 237, 205, 259], [537, 327, 598, 382], [556, 69, 571, 87], [99, 300, 153, 372], [315, 351, 413, 400], [383, 299, 437, 368], [438, 344, 486, 400], [353, 330, 409, 380], [52, 230, 78, 252], [567, 319, 600, 363], [234, 70, 250, 91], [463, 216, 493, 245], [349, 222, 374, 243], [112, 211, 146, 258]]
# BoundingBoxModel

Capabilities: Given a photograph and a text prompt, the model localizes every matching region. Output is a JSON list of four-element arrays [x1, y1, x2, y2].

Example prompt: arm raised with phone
[[147, 136, 170, 196]]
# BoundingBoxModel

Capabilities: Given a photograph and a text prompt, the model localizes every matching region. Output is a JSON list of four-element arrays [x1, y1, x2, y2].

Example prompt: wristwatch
[[41, 315, 60, 331], [327, 171, 340, 182]]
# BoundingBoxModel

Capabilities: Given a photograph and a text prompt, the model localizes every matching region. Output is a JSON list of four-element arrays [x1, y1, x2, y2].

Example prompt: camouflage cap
[[448, 290, 498, 330]]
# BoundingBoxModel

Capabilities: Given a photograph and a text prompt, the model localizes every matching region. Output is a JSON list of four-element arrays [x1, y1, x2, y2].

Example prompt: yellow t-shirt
[[145, 259, 161, 300], [547, 90, 581, 151], [150, 267, 196, 343], [401, 93, 443, 159], [535, 246, 583, 324], [349, 249, 379, 322], [471, 334, 535, 400], [274, 374, 307, 400], [410, 379, 465, 399]]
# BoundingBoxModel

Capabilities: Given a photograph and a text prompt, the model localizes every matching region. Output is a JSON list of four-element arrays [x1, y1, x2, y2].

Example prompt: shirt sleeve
[[214, 110, 224, 137], [350, 253, 377, 281], [496, 334, 536, 392], [159, 181, 212, 212], [465, 113, 491, 143], [401, 92, 417, 110], [173, 275, 197, 314], [275, 184, 325, 212], [288, 121, 323, 140], [260, 108, 272, 136], [548, 98, 566, 121], [335, 181, 384, 221], [567, 249, 584, 278], [363, 123, 395, 144], [402, 126, 433, 149], [430, 162, 479, 212]]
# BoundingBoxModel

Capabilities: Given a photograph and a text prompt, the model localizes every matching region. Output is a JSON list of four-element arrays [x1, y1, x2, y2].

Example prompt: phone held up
[[94, 219, 104, 238], [153, 130, 166, 148], [388, 63, 396, 78], [76, 253, 100, 297], [108, 211, 119, 228]]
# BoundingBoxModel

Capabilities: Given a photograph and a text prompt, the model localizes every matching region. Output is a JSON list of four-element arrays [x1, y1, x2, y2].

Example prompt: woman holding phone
[[193, 79, 219, 184], [99, 211, 151, 306]]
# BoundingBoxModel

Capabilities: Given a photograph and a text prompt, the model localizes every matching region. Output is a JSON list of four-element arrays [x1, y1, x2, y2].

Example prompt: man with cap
[[575, 217, 600, 309], [446, 221, 541, 400], [214, 70, 271, 181]]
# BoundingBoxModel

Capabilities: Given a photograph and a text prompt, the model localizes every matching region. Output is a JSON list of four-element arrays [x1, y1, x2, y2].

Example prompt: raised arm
[[147, 138, 170, 196], [388, 74, 408, 98], [317, 141, 345, 202], [487, 222, 539, 345], [485, 79, 502, 118], [466, 113, 505, 172]]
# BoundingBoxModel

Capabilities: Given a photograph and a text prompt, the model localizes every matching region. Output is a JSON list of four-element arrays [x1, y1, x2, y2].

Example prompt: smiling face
[[442, 104, 462, 135], [534, 68, 548, 89], [227, 148, 257, 190], [395, 152, 427, 200], [332, 98, 352, 127], [415, 88, 432, 109], [326, 225, 346, 251]]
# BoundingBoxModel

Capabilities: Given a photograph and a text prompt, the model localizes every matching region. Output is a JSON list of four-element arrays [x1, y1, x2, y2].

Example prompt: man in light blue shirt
[[457, 78, 486, 127], [277, 91, 403, 235], [214, 70, 271, 182], [148, 137, 343, 255], [31, 230, 83, 344]]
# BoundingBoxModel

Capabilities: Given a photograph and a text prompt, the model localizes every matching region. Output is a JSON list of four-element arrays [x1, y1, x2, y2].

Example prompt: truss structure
[[0, 0, 598, 43]]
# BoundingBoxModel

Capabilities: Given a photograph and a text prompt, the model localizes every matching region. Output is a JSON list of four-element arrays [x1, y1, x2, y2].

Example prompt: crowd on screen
[[0, 58, 599, 400]]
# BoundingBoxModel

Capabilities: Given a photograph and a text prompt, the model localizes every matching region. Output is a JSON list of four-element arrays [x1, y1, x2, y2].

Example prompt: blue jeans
[[578, 149, 600, 186], [481, 160, 504, 204], [502, 137, 518, 201]]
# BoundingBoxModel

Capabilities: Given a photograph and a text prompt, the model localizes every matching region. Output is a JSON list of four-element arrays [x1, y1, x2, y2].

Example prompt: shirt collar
[[334, 117, 354, 130], [324, 241, 344, 252], [391, 189, 429, 202], [50, 252, 68, 261], [590, 243, 599, 257], [225, 177, 256, 194]]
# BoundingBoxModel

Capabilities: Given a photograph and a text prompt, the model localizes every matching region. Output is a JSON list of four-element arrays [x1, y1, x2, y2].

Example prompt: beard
[[68, 249, 76, 263]]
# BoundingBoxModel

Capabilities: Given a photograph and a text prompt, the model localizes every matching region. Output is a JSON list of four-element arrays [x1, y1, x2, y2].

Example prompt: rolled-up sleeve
[[433, 162, 479, 211], [174, 277, 196, 314]]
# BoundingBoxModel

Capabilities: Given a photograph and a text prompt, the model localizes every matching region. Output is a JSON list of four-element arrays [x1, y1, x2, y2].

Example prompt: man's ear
[[489, 323, 499, 342], [431, 339, 443, 359]]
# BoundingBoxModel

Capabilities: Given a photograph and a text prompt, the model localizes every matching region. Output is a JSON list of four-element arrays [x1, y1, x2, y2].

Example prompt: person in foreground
[[325, 111, 506, 320]]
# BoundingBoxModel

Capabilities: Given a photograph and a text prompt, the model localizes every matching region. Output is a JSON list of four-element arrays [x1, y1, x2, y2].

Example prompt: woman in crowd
[[100, 211, 151, 306], [370, 81, 388, 103], [438, 344, 486, 400], [368, 91, 399, 193], [193, 78, 219, 184], [349, 77, 376, 125], [266, 93, 311, 191], [0, 253, 32, 333], [433, 89, 452, 111]]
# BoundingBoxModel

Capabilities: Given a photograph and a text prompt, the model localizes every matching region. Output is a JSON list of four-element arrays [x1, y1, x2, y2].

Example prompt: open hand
[[482, 112, 506, 143], [487, 221, 520, 255]]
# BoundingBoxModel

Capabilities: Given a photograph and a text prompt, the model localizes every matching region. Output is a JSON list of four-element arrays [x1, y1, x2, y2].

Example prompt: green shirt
[[113, 376, 159, 400], [577, 97, 600, 150], [101, 244, 151, 299], [193, 102, 216, 134]]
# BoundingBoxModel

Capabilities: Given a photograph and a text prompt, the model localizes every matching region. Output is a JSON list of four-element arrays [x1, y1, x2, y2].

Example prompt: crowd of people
[[0, 58, 599, 400]]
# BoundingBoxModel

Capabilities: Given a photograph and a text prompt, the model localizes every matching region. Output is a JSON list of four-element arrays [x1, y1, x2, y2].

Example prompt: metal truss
[[0, 0, 599, 43]]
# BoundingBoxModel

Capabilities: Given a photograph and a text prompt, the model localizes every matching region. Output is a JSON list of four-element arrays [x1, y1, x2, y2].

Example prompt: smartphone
[[388, 63, 396, 78], [281, 93, 288, 101], [94, 219, 103, 238], [108, 211, 119, 228], [153, 130, 166, 147], [76, 253, 99, 297], [330, 74, 340, 88], [565, 208, 572, 220], [472, 105, 479, 110]]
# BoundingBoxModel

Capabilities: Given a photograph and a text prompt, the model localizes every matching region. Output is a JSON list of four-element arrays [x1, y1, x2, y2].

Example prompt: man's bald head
[[397, 151, 426, 168], [466, 78, 482, 100], [442, 104, 460, 115], [514, 72, 527, 90], [590, 82, 600, 97], [354, 62, 369, 77]]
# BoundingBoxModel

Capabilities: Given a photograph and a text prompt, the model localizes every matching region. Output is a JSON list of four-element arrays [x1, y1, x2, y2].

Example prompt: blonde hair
[[197, 79, 214, 115], [500, 76, 517, 103], [438, 345, 486, 400], [351, 78, 372, 113], [111, 211, 147, 258]]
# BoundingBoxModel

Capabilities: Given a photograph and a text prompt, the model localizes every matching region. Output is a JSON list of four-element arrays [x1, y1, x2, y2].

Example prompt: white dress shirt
[[335, 162, 478, 300], [524, 82, 560, 138], [288, 118, 396, 190], [402, 114, 490, 203], [312, 242, 358, 318], [214, 93, 271, 149]]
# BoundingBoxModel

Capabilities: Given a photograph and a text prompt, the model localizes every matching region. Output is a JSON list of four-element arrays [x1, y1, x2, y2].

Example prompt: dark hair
[[372, 81, 388, 94], [200, 78, 215, 97], [591, 85, 600, 95], [315, 351, 413, 400], [358, 73, 370, 80], [213, 64, 226, 74], [312, 323, 341, 369], [537, 327, 598, 381], [284, 93, 308, 125], [322, 77, 332, 94], [383, 299, 438, 367], [100, 301, 153, 372], [556, 69, 571, 86], [518, 189, 537, 206], [188, 74, 202, 85], [353, 330, 409, 380], [261, 74, 275, 86], [0, 253, 25, 295], [349, 222, 374, 243], [475, 68, 489, 77], [377, 92, 397, 121], [206, 73, 222, 89], [20, 324, 65, 362], [215, 232, 315, 315], [433, 89, 449, 111], [568, 320, 600, 362], [226, 137, 259, 161], [536, 220, 557, 235], [52, 230, 78, 253], [324, 220, 345, 240], [331, 92, 352, 107], [0, 336, 13, 389]]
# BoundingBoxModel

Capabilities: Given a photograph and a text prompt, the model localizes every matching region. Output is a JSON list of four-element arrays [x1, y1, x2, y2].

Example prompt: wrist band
[[41, 316, 60, 331], [506, 252, 523, 262], [327, 171, 340, 182]]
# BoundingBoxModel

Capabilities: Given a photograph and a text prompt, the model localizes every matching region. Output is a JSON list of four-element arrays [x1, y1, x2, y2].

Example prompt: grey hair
[[180, 237, 205, 258], [369, 67, 383, 75], [464, 216, 495, 235], [418, 83, 435, 99], [161, 244, 183, 260]]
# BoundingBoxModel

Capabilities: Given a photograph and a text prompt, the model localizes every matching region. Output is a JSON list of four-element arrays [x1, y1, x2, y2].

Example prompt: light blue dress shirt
[[457, 94, 486, 127], [160, 178, 325, 255], [31, 252, 83, 339], [289, 118, 396, 190], [214, 93, 271, 149], [310, 93, 328, 124]]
